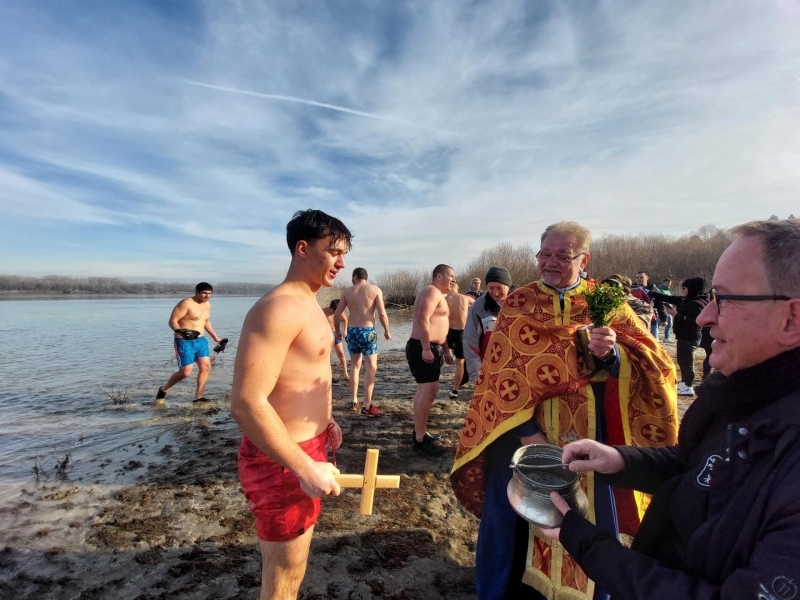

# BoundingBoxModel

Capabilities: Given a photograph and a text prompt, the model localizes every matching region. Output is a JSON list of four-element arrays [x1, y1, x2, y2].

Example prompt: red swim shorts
[[238, 432, 329, 542]]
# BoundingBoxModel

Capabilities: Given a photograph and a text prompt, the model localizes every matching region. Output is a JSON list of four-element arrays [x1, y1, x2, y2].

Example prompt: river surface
[[0, 296, 412, 501]]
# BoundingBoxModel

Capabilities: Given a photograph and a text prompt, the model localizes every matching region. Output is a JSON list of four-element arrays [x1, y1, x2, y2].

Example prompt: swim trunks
[[406, 338, 443, 384], [237, 431, 330, 542], [174, 337, 209, 367], [346, 327, 378, 356], [447, 328, 465, 360]]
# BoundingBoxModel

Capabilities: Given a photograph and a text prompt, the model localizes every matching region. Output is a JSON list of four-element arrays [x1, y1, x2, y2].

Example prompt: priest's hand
[[587, 324, 616, 359], [540, 492, 571, 540]]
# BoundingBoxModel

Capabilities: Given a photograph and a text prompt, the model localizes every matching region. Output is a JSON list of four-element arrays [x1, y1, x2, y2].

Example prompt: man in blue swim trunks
[[154, 282, 224, 405], [334, 268, 391, 417]]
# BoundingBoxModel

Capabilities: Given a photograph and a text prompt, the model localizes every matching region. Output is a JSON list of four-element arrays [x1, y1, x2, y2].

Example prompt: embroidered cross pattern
[[537, 365, 560, 385], [500, 380, 520, 400], [642, 424, 667, 442], [519, 325, 539, 345]]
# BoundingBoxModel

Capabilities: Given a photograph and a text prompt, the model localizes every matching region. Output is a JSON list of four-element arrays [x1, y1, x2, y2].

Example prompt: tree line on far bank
[[0, 275, 273, 296], [370, 225, 733, 306]]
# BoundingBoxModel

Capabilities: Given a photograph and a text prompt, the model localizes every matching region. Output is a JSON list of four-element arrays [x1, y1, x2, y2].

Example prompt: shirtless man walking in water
[[406, 264, 455, 456], [230, 210, 350, 600], [154, 282, 223, 404], [445, 282, 474, 400], [334, 268, 391, 417]]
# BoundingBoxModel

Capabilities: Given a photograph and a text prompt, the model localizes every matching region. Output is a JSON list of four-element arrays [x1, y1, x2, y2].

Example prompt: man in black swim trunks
[[445, 282, 474, 399], [406, 264, 455, 456]]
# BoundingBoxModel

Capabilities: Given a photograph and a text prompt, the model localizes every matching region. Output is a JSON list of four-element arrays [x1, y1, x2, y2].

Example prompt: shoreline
[[0, 351, 480, 599], [0, 344, 698, 599]]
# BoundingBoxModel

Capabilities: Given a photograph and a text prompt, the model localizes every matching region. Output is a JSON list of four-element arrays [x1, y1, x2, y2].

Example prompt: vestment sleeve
[[598, 445, 684, 493], [559, 480, 800, 600], [463, 303, 483, 381]]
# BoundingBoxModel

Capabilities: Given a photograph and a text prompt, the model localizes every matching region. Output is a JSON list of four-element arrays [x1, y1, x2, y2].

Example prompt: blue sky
[[1, 1, 799, 283]]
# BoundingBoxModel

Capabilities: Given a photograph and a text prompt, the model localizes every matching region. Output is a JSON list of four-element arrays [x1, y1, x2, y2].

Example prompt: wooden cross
[[334, 448, 400, 515]]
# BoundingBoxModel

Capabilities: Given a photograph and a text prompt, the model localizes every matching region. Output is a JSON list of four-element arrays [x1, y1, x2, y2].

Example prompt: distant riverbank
[[0, 290, 267, 301]]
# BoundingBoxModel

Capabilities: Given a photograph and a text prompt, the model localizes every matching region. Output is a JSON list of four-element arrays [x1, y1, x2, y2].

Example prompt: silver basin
[[506, 444, 589, 528]]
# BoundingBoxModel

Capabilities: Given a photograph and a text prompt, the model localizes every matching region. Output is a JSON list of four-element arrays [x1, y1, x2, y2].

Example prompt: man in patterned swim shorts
[[231, 209, 350, 600], [334, 267, 391, 417]]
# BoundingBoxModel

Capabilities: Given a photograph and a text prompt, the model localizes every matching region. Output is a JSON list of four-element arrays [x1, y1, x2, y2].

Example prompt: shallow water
[[0, 296, 413, 501]]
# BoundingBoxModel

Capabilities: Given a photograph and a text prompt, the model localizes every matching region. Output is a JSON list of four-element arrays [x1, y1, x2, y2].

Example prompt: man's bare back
[[411, 285, 450, 344], [338, 279, 390, 337], [446, 288, 474, 330]]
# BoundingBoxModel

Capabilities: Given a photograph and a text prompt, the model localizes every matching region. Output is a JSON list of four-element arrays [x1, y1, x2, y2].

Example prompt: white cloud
[[1, 1, 799, 281]]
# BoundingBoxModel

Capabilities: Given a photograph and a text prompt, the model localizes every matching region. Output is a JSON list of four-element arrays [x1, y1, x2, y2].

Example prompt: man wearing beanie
[[463, 266, 513, 382], [452, 222, 678, 600], [649, 277, 710, 395]]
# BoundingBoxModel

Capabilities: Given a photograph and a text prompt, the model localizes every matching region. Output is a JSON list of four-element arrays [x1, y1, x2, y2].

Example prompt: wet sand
[[0, 344, 697, 600]]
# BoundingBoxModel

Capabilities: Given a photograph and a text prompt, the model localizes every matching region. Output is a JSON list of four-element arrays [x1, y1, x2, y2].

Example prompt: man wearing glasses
[[451, 221, 678, 600], [542, 219, 800, 599]]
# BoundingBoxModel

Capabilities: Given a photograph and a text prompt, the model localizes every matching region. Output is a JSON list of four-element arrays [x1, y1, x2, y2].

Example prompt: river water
[[0, 296, 412, 501]]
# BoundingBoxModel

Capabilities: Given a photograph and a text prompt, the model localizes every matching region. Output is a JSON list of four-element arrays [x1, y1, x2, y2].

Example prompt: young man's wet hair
[[196, 282, 213, 293], [352, 267, 368, 281], [286, 209, 353, 255]]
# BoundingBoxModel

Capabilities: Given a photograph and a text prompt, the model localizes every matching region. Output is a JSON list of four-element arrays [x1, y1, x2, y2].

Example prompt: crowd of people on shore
[[154, 210, 800, 600]]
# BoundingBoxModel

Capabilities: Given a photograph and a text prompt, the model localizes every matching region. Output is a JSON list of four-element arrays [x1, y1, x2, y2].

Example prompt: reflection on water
[[0, 297, 413, 500]]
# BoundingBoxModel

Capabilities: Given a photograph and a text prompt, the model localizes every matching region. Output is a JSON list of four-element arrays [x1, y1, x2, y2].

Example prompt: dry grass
[[374, 225, 732, 304]]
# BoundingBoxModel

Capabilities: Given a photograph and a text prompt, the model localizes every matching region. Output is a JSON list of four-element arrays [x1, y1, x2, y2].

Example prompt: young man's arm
[[168, 300, 189, 331], [230, 296, 340, 498], [333, 293, 348, 336], [376, 289, 391, 340], [414, 287, 438, 363]]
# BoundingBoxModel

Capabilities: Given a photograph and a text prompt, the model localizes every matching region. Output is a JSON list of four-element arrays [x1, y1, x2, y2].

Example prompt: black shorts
[[406, 338, 443, 384], [446, 328, 465, 360]]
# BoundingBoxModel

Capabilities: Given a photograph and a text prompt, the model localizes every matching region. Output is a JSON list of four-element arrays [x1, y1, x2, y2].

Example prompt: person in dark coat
[[540, 219, 800, 600], [649, 277, 709, 395]]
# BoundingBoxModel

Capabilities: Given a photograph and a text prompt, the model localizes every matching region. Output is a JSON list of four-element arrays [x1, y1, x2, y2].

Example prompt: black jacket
[[559, 347, 800, 600], [650, 291, 709, 342]]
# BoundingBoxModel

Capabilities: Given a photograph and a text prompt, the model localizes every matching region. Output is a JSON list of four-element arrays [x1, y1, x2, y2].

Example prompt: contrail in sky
[[180, 79, 444, 133]]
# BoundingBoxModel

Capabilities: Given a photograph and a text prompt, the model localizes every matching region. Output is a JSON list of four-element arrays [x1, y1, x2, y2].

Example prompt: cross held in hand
[[333, 449, 400, 515]]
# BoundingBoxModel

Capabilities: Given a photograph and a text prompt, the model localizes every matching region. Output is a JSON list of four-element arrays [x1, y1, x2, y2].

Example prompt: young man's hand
[[299, 461, 341, 498]]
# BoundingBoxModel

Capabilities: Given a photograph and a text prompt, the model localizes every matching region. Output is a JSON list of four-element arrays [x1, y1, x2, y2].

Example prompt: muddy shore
[[0, 345, 697, 600]]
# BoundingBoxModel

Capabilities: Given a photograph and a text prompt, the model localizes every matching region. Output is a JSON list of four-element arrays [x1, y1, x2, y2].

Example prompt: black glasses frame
[[535, 251, 585, 265], [710, 288, 792, 314]]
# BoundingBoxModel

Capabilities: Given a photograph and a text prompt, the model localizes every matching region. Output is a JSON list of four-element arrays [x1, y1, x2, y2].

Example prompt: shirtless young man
[[154, 282, 223, 405], [406, 264, 455, 456], [445, 282, 474, 399], [230, 210, 350, 600], [333, 268, 391, 417], [323, 299, 349, 382]]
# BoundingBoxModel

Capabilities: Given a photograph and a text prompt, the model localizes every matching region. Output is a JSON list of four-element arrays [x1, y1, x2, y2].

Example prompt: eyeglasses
[[709, 288, 792, 314], [535, 251, 585, 265]]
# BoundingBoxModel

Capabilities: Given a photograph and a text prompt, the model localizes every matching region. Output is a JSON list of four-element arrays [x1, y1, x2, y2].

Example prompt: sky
[[1, 1, 799, 283]]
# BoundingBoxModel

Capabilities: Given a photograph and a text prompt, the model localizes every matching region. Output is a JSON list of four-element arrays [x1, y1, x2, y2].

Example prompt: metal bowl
[[506, 444, 589, 528]]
